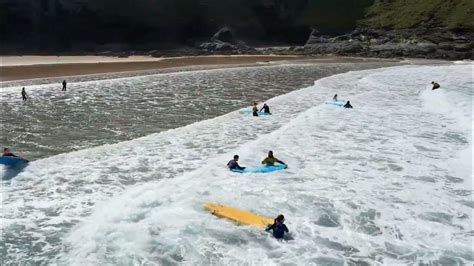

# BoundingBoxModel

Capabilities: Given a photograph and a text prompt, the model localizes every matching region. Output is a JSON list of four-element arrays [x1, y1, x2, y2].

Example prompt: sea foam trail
[[2, 64, 473, 265]]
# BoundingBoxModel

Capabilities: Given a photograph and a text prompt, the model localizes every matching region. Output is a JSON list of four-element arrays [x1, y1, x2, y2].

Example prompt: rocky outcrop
[[199, 27, 254, 53], [304, 27, 474, 60]]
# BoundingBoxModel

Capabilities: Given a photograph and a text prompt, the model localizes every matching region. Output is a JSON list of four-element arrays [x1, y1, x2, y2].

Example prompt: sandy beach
[[0, 55, 314, 82], [0, 55, 398, 82]]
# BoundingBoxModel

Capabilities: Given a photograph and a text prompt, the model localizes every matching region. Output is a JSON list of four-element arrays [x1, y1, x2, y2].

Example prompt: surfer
[[252, 103, 259, 117], [259, 103, 270, 114], [227, 155, 246, 171], [262, 151, 286, 167], [333, 94, 338, 101], [431, 81, 440, 90], [21, 87, 28, 101], [343, 101, 353, 108], [62, 80, 67, 91], [2, 148, 17, 157], [266, 214, 289, 239]]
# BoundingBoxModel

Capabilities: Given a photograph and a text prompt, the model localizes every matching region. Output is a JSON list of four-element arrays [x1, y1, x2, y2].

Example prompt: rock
[[199, 40, 237, 51], [211, 27, 236, 44], [302, 25, 473, 60], [305, 28, 331, 45], [199, 26, 255, 53]]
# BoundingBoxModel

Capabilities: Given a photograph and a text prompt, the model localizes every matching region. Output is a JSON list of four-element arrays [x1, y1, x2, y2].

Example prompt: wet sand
[[0, 55, 399, 82], [0, 55, 309, 82]]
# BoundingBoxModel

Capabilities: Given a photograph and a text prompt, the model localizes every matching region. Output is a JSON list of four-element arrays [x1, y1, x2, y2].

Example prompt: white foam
[[2, 64, 473, 264]]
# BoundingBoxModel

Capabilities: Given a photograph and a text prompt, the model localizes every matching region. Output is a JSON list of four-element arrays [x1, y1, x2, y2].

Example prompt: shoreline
[[0, 55, 302, 82], [0, 55, 402, 83]]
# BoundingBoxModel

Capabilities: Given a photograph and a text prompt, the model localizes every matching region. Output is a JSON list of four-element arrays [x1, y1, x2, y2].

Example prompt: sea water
[[1, 62, 401, 160], [1, 63, 472, 265]]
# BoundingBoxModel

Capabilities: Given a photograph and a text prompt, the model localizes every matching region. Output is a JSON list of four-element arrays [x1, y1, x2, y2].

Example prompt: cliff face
[[0, 0, 472, 56], [0, 0, 373, 53]]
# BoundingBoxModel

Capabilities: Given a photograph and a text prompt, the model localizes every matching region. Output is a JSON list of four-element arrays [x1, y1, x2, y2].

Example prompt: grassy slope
[[361, 0, 474, 30]]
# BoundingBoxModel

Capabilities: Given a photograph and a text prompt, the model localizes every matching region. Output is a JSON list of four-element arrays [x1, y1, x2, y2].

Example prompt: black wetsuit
[[260, 105, 270, 114], [62, 80, 67, 91], [432, 83, 440, 90], [344, 103, 353, 108], [266, 222, 289, 239]]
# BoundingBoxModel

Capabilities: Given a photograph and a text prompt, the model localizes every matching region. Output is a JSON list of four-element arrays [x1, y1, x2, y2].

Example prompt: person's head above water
[[233, 155, 239, 161], [253, 102, 257, 106], [431, 81, 435, 84], [3, 148, 11, 154], [346, 101, 350, 104], [268, 150, 274, 157], [275, 214, 285, 223], [263, 103, 268, 106]]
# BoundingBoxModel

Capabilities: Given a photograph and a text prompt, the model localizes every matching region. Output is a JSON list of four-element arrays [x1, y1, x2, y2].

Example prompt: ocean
[[1, 62, 472, 265]]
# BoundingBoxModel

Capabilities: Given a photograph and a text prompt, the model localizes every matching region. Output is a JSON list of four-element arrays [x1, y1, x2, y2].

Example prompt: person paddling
[[266, 214, 289, 239], [259, 103, 271, 114], [227, 155, 246, 171], [431, 81, 440, 90], [261, 150, 286, 167], [343, 101, 353, 108]]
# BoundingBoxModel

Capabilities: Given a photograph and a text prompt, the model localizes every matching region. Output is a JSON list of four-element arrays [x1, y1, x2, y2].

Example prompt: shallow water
[[1, 62, 403, 160], [1, 63, 472, 265]]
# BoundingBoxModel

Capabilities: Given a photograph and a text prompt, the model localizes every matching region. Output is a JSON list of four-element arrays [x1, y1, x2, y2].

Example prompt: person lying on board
[[2, 148, 17, 157], [344, 101, 353, 108], [266, 214, 289, 239], [431, 81, 440, 90], [261, 150, 287, 167], [259, 103, 271, 114], [227, 155, 246, 171]]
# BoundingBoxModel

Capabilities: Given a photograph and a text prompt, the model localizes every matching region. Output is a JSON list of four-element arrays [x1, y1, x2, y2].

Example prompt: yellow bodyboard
[[204, 202, 273, 229]]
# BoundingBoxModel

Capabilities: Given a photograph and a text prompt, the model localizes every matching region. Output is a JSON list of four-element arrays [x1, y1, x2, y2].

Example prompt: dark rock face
[[304, 27, 474, 60]]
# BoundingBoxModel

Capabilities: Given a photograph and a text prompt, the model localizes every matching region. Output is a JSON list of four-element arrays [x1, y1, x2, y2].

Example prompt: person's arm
[[259, 107, 264, 112], [275, 158, 286, 165], [237, 163, 245, 170], [283, 224, 289, 233], [265, 223, 275, 232], [261, 158, 268, 165]]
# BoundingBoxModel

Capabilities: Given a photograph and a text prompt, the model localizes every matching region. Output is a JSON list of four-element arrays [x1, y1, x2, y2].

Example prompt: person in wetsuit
[[261, 150, 286, 166], [2, 148, 17, 157], [252, 103, 259, 117], [431, 81, 440, 90], [344, 101, 353, 108], [333, 94, 338, 101], [259, 103, 270, 114], [62, 80, 67, 91], [227, 155, 245, 171], [21, 87, 27, 101], [266, 214, 289, 239]]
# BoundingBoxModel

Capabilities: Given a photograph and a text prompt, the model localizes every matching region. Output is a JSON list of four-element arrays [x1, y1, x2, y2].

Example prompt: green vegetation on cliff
[[361, 0, 474, 30]]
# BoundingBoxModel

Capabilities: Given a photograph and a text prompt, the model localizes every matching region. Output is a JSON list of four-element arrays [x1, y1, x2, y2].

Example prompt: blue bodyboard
[[231, 164, 287, 173], [242, 109, 272, 116], [325, 101, 345, 107], [0, 156, 29, 166]]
